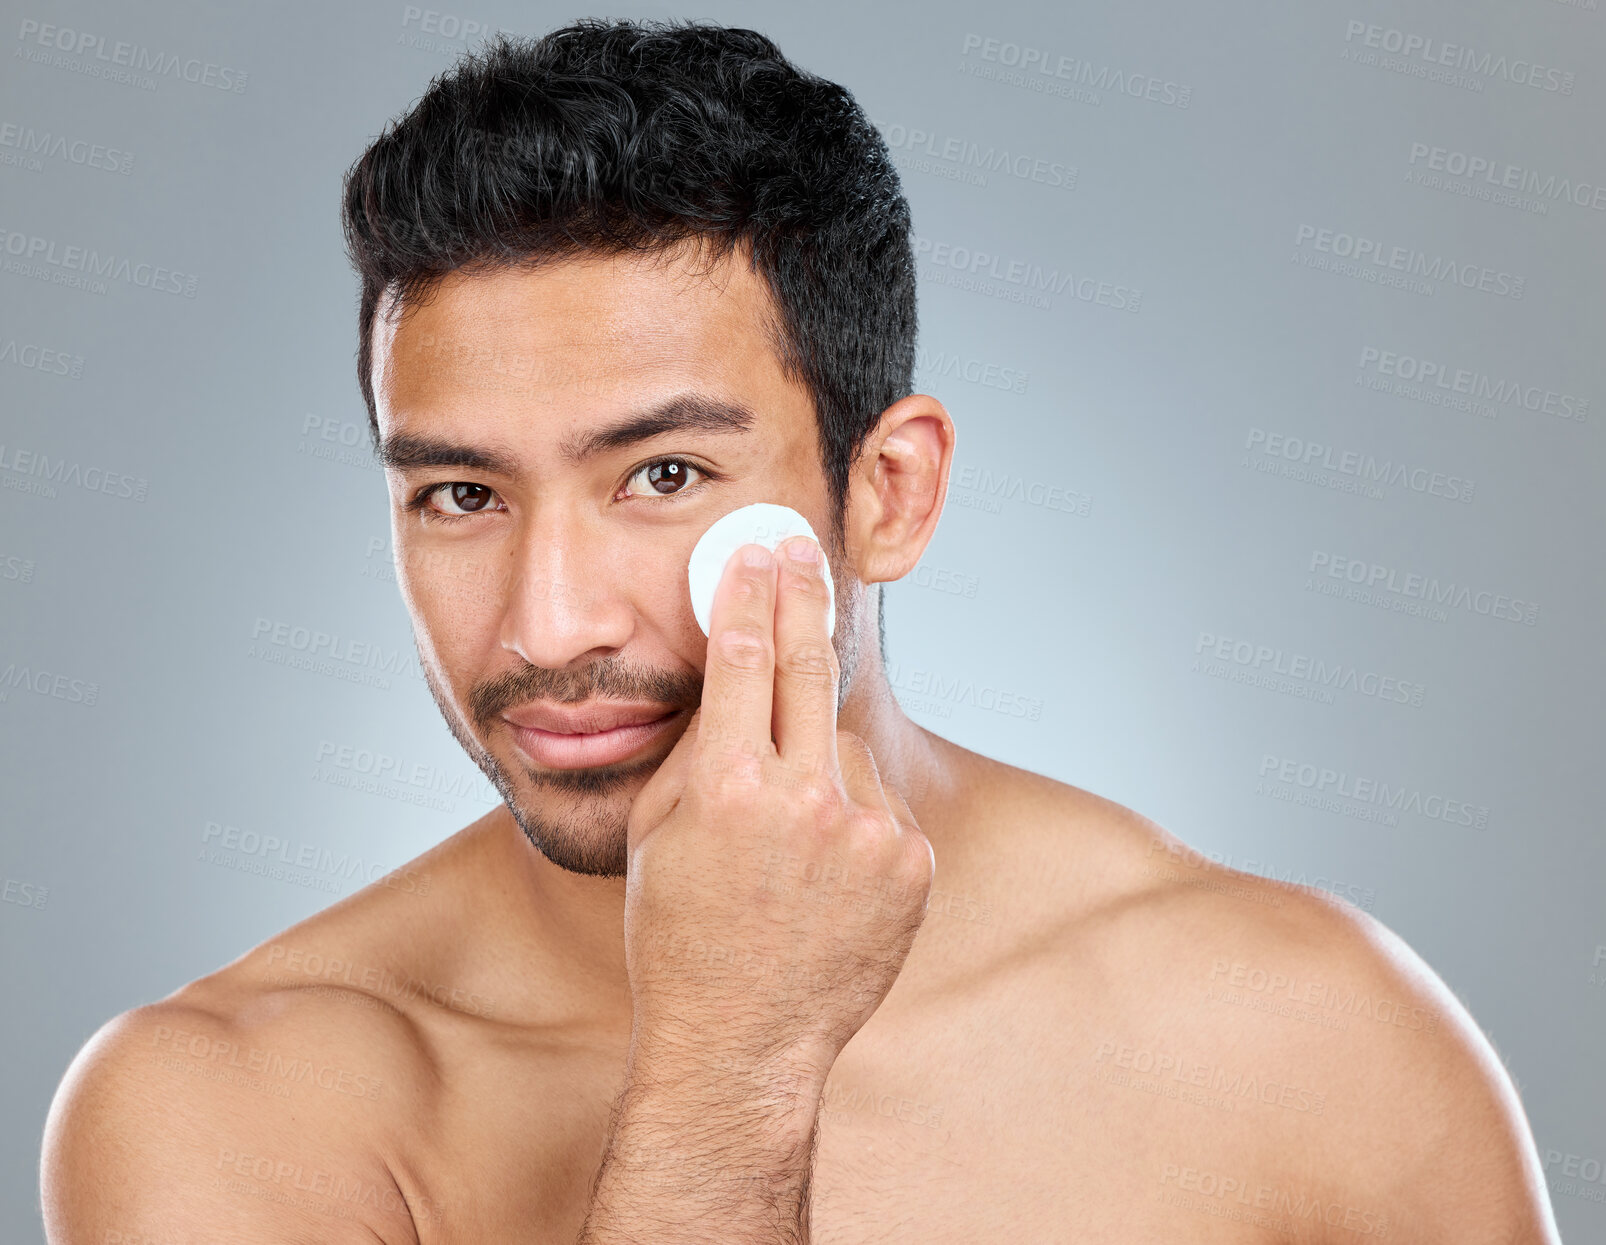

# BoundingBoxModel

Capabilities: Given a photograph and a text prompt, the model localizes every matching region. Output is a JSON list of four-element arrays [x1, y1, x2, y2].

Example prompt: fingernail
[[741, 543, 774, 568], [784, 536, 819, 563]]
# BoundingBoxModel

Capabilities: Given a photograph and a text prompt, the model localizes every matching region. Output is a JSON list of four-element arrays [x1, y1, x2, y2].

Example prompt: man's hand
[[624, 534, 935, 1079], [575, 534, 934, 1244]]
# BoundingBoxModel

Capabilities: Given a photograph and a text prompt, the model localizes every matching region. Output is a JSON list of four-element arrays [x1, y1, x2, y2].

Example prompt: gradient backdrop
[[2, 0, 1603, 1238]]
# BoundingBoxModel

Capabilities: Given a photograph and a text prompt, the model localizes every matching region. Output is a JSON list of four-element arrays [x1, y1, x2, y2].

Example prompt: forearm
[[576, 1036, 829, 1244]]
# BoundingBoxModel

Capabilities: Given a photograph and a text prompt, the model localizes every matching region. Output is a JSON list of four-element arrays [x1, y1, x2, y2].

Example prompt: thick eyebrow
[[375, 434, 521, 477], [376, 392, 756, 478], [556, 392, 756, 464]]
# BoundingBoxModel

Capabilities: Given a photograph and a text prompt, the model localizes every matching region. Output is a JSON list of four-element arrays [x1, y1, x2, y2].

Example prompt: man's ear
[[844, 394, 956, 585]]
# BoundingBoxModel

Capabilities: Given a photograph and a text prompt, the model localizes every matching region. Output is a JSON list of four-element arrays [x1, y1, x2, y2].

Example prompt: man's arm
[[41, 1000, 419, 1244], [577, 1036, 827, 1244]]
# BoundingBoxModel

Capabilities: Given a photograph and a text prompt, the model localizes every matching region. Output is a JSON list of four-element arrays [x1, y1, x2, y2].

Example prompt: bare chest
[[400, 993, 1315, 1245]]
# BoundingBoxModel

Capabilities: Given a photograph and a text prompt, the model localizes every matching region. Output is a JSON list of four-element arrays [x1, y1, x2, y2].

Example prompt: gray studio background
[[2, 0, 1603, 1239]]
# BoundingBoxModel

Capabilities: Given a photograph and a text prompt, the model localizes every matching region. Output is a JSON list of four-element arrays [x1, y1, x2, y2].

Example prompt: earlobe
[[847, 395, 955, 586]]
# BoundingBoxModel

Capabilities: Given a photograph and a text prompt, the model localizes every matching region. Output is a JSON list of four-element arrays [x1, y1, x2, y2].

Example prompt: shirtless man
[[41, 18, 1558, 1244]]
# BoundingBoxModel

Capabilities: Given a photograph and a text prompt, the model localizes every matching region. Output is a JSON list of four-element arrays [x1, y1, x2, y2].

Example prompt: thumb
[[625, 706, 702, 853]]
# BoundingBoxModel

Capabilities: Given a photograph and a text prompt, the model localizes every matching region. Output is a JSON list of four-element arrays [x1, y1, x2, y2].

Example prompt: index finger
[[696, 542, 780, 766], [771, 534, 840, 774]]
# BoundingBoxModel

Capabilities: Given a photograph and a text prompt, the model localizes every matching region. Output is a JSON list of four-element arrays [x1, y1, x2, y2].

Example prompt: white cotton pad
[[688, 503, 836, 639]]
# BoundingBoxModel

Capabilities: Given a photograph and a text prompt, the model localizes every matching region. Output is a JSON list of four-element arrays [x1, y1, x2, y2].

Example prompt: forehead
[[370, 243, 793, 426]]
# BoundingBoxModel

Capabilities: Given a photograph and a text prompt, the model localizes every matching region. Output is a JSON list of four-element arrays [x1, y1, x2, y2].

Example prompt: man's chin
[[493, 755, 660, 878], [505, 799, 632, 878]]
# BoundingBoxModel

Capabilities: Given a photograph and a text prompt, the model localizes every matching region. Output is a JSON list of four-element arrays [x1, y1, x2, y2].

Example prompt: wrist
[[630, 998, 839, 1068], [624, 1023, 832, 1137]]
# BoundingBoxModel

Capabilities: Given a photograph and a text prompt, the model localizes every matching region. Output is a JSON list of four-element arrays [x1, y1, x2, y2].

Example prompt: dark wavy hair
[[340, 17, 917, 539]]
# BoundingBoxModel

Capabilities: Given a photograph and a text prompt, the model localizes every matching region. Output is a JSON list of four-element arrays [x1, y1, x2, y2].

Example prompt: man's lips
[[502, 702, 680, 734], [501, 702, 685, 769]]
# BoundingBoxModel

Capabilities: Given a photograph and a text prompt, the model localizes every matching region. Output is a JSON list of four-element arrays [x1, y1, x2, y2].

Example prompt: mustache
[[468, 653, 703, 727]]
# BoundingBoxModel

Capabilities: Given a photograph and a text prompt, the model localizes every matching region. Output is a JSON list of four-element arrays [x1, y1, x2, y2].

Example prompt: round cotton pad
[[688, 503, 836, 639]]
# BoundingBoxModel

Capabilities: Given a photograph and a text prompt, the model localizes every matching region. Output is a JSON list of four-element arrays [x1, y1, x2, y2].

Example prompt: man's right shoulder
[[41, 974, 434, 1245]]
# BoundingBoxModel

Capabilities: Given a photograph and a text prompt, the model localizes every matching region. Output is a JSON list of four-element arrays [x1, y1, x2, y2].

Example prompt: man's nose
[[497, 514, 637, 669]]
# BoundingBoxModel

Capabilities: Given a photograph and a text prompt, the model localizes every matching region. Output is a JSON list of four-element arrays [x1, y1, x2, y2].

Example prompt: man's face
[[369, 243, 862, 877]]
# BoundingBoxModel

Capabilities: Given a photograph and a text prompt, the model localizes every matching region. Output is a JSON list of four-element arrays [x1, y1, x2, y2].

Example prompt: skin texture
[[40, 241, 1560, 1244]]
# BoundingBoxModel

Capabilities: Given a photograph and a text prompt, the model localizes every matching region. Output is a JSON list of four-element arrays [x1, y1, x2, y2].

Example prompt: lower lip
[[507, 711, 682, 769]]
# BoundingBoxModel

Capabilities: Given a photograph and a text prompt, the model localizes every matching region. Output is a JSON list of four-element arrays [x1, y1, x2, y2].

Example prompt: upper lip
[[501, 702, 681, 735]]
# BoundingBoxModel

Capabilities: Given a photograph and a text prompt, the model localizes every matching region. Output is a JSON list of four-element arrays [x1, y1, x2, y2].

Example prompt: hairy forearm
[[575, 1035, 829, 1244]]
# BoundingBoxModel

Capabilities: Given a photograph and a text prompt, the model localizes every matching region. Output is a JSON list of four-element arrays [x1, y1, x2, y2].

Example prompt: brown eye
[[624, 458, 706, 497], [436, 483, 497, 514], [648, 462, 687, 493]]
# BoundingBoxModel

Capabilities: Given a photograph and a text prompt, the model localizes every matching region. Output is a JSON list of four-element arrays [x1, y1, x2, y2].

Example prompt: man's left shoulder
[[1051, 796, 1558, 1241]]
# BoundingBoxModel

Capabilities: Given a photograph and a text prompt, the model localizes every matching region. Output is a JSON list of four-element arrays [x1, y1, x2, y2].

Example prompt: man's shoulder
[[977, 763, 1456, 1028], [1010, 781, 1555, 1241], [40, 981, 431, 1242], [38, 890, 466, 1243], [1030, 786, 1512, 1095]]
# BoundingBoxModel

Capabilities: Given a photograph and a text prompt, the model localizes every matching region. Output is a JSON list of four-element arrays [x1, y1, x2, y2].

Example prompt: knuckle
[[798, 772, 844, 815], [697, 728, 764, 769], [778, 640, 838, 681], [847, 805, 899, 844], [782, 567, 829, 602], [712, 626, 773, 672], [902, 829, 936, 884], [696, 753, 766, 801], [729, 571, 768, 603]]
